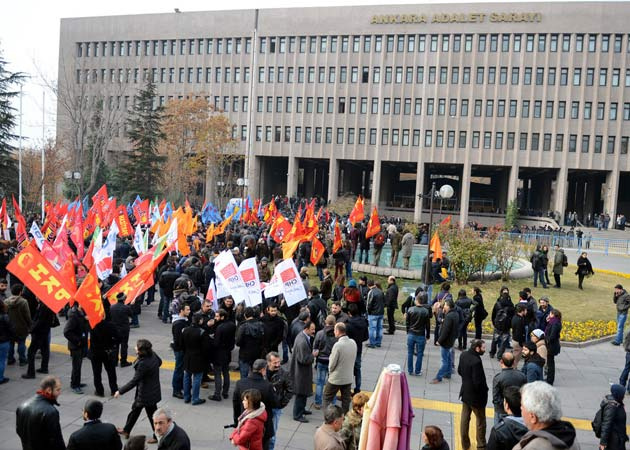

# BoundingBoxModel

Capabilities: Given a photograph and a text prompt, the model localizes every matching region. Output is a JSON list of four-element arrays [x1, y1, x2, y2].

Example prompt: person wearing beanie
[[520, 342, 545, 382], [529, 329, 547, 367], [595, 384, 629, 449]]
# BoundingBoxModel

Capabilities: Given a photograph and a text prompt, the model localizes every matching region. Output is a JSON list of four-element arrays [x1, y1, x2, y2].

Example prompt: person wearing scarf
[[544, 309, 563, 386], [230, 389, 268, 450]]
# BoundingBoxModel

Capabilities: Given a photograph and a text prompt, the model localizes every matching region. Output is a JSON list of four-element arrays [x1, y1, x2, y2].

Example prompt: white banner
[[274, 258, 307, 307], [133, 224, 144, 255], [214, 276, 230, 300], [205, 279, 218, 311], [213, 250, 248, 305], [263, 272, 283, 298], [29, 222, 45, 250], [238, 257, 262, 307]]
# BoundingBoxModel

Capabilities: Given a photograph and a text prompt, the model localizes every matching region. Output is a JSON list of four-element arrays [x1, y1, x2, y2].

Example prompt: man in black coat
[[210, 308, 236, 401], [457, 339, 489, 450], [153, 408, 191, 450], [384, 276, 399, 335], [158, 259, 180, 323], [431, 299, 459, 383], [235, 307, 265, 379], [262, 304, 287, 355], [22, 301, 54, 379], [110, 293, 133, 367], [16, 376, 65, 450], [89, 312, 120, 397], [67, 400, 122, 450], [64, 304, 89, 394], [345, 303, 369, 395], [181, 313, 208, 405], [232, 359, 280, 450], [491, 352, 526, 424], [265, 351, 293, 450]]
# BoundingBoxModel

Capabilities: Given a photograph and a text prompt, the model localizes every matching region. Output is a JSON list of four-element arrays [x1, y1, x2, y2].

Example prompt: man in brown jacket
[[314, 405, 345, 450], [5, 284, 32, 366]]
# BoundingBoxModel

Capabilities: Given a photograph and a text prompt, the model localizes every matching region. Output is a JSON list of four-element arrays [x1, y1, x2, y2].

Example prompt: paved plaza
[[1, 299, 625, 450]]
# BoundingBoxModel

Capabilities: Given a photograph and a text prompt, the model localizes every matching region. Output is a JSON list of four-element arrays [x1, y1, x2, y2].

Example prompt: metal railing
[[498, 231, 630, 256]]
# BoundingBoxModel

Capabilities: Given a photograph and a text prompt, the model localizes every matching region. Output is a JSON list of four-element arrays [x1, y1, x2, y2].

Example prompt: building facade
[[58, 2, 630, 226]]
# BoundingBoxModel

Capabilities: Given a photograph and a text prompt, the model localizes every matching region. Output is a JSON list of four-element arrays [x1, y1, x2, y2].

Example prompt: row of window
[[76, 65, 630, 88], [75, 32, 630, 58], [253, 125, 630, 154]]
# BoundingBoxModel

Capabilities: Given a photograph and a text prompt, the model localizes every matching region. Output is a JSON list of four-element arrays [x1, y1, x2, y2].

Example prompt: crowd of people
[[0, 195, 629, 450]]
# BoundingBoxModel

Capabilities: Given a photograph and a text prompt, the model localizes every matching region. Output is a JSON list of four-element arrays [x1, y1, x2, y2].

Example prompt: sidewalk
[[1, 302, 621, 450]]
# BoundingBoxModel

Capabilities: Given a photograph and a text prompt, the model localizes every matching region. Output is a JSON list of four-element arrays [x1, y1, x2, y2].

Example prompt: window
[[472, 132, 480, 148], [428, 67, 435, 84], [459, 131, 467, 148], [463, 67, 471, 84], [588, 34, 597, 52], [447, 130, 455, 148], [372, 67, 380, 83], [524, 67, 532, 85], [361, 97, 368, 114], [608, 136, 616, 154], [402, 129, 410, 146], [442, 35, 450, 52], [427, 99, 434, 116], [375, 36, 382, 52], [514, 34, 522, 52], [478, 34, 487, 52], [576, 34, 584, 52], [461, 99, 469, 116], [474, 100, 482, 117], [599, 68, 608, 86], [416, 66, 424, 83], [336, 128, 344, 144], [597, 102, 605, 120], [560, 68, 568, 85], [392, 129, 399, 145], [546, 101, 554, 118], [531, 133, 539, 151], [624, 103, 630, 120], [383, 98, 391, 114], [363, 36, 370, 52], [558, 101, 566, 119], [543, 133, 552, 151], [522, 100, 530, 118], [439, 67, 448, 84], [361, 67, 369, 83], [396, 35, 404, 52], [569, 134, 577, 152], [325, 127, 332, 144], [436, 130, 444, 147], [369, 128, 377, 145], [424, 130, 432, 147], [573, 68, 581, 86], [353, 36, 361, 52], [430, 35, 438, 52], [509, 100, 517, 117], [490, 34, 498, 52], [526, 34, 534, 52], [502, 34, 510, 52], [581, 135, 590, 153], [465, 34, 473, 52], [359, 128, 366, 144], [571, 101, 580, 119], [562, 34, 571, 52], [507, 132, 515, 150], [612, 68, 620, 87], [388, 35, 395, 52], [454, 35, 461, 52], [371, 98, 378, 114], [488, 67, 496, 84], [550, 34, 558, 52], [305, 127, 311, 143], [315, 128, 322, 143], [500, 67, 508, 84], [415, 98, 422, 115], [622, 137, 629, 154], [386, 67, 393, 83], [485, 100, 494, 117], [594, 135, 603, 153], [611, 103, 618, 120], [519, 133, 527, 150], [586, 68, 595, 86], [536, 68, 544, 85], [555, 134, 564, 152], [511, 67, 519, 85], [476, 67, 484, 84], [484, 132, 492, 149], [534, 101, 542, 118], [449, 99, 457, 117], [451, 67, 459, 84], [349, 97, 356, 114], [615, 34, 623, 53], [348, 128, 355, 144]]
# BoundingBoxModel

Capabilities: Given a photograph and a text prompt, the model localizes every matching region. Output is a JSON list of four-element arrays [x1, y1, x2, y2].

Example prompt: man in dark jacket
[[535, 296, 553, 331], [64, 304, 89, 394], [171, 303, 190, 399], [320, 269, 333, 302], [405, 291, 431, 376], [181, 313, 208, 405], [262, 304, 287, 355], [210, 308, 236, 401], [487, 386, 528, 450], [612, 284, 630, 346], [366, 280, 385, 348], [110, 293, 133, 367], [22, 301, 54, 379], [158, 260, 180, 323], [492, 352, 527, 424], [16, 376, 65, 450], [232, 359, 279, 450], [307, 286, 328, 332], [457, 339, 488, 450], [431, 299, 459, 384], [153, 408, 191, 450], [89, 311, 120, 397], [384, 276, 399, 335], [235, 306, 265, 379], [266, 351, 293, 450], [290, 321, 316, 423], [5, 284, 31, 366], [67, 399, 122, 450], [521, 342, 545, 382], [345, 303, 368, 394], [597, 384, 629, 450], [490, 288, 515, 360], [510, 304, 528, 366]]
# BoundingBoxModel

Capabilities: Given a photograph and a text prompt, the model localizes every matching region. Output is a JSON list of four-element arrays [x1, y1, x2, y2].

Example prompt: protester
[[265, 351, 293, 450], [545, 309, 563, 385], [431, 299, 459, 384], [490, 287, 514, 360], [5, 284, 30, 367], [115, 339, 162, 444], [64, 303, 89, 394], [230, 389, 267, 450], [110, 292, 133, 367], [210, 308, 236, 401], [521, 342, 545, 382], [594, 384, 628, 450], [170, 302, 190, 399], [153, 408, 191, 450], [384, 276, 399, 335], [323, 322, 357, 413], [421, 425, 450, 450], [510, 304, 527, 366], [314, 405, 345, 450], [611, 284, 630, 346], [471, 287, 488, 340], [22, 301, 54, 379], [492, 352, 526, 424], [487, 386, 528, 450], [345, 303, 368, 395], [401, 228, 415, 270], [530, 329, 547, 366], [330, 301, 349, 324], [552, 245, 566, 288], [455, 289, 473, 350], [181, 312, 208, 405], [289, 321, 316, 423], [67, 399, 123, 450], [235, 307, 265, 379], [313, 315, 337, 410], [405, 289, 432, 376], [89, 307, 120, 397], [366, 279, 385, 348], [535, 296, 553, 331], [16, 375, 65, 450], [340, 392, 369, 450], [456, 339, 488, 450], [575, 252, 594, 290]]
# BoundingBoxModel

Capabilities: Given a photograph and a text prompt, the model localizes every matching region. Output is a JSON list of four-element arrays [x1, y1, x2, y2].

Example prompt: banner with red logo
[[213, 250, 248, 304], [238, 257, 262, 307], [273, 258, 307, 307]]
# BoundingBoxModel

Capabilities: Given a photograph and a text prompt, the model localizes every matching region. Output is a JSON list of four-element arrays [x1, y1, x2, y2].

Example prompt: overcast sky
[[0, 0, 612, 147]]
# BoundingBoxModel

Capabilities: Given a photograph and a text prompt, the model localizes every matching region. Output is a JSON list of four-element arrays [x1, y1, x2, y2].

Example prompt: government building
[[57, 2, 630, 226]]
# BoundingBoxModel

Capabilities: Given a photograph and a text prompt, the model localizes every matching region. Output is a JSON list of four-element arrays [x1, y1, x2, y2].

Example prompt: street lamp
[[64, 171, 82, 197], [216, 181, 226, 211], [236, 177, 248, 211], [418, 182, 454, 287]]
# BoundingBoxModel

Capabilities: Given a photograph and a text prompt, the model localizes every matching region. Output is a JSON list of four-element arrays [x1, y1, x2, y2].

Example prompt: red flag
[[440, 215, 452, 226], [105, 248, 169, 305], [59, 259, 77, 293], [310, 237, 325, 265], [283, 213, 305, 243], [133, 199, 150, 225], [365, 206, 381, 238], [115, 205, 133, 237], [348, 196, 365, 226], [12, 195, 28, 249], [333, 221, 342, 253], [270, 215, 292, 243], [6, 245, 76, 313], [75, 266, 104, 328], [92, 184, 108, 210], [71, 208, 85, 260]]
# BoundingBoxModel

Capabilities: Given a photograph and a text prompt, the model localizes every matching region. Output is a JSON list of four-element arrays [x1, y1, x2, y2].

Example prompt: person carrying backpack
[[455, 289, 473, 350], [489, 287, 515, 360], [592, 384, 628, 450], [372, 230, 386, 267], [307, 287, 328, 332]]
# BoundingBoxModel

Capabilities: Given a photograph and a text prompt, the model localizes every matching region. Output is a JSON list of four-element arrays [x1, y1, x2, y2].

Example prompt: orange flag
[[440, 215, 452, 226], [75, 265, 104, 328], [430, 231, 443, 261], [205, 223, 215, 243], [365, 206, 381, 238], [115, 205, 133, 237], [282, 239, 301, 260], [283, 213, 305, 243], [310, 237, 325, 265], [105, 248, 168, 305], [270, 214, 291, 243], [348, 196, 365, 226], [333, 221, 342, 253], [6, 245, 76, 313]]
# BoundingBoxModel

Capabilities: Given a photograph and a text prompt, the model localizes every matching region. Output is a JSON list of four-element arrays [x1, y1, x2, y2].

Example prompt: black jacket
[[492, 368, 527, 413], [181, 324, 208, 373], [599, 395, 629, 449], [67, 420, 122, 450], [118, 352, 162, 406], [366, 287, 385, 316], [491, 296, 515, 333], [232, 373, 279, 440], [171, 316, 188, 352], [438, 310, 460, 349], [157, 422, 191, 450], [213, 319, 236, 365], [487, 416, 528, 450], [30, 303, 56, 336], [406, 304, 432, 337], [159, 269, 180, 299], [262, 314, 287, 354], [16, 393, 66, 450], [64, 307, 88, 351], [510, 315, 526, 346], [109, 301, 132, 333], [267, 366, 293, 408], [385, 283, 399, 309], [235, 319, 265, 364], [89, 319, 120, 358], [346, 315, 369, 355], [457, 348, 488, 408], [0, 312, 15, 343]]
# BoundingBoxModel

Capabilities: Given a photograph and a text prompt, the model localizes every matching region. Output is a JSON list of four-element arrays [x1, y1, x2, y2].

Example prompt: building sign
[[370, 12, 542, 25]]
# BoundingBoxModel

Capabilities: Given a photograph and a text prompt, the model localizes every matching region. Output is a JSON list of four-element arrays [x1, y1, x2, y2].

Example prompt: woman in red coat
[[230, 389, 268, 450]]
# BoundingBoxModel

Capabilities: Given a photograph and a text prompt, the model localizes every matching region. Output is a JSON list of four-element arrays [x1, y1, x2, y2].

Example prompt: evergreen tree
[[117, 79, 164, 201], [505, 199, 518, 229], [0, 50, 25, 197]]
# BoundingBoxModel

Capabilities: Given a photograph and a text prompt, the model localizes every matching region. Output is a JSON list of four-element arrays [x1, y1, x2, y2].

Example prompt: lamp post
[[216, 181, 225, 211], [418, 182, 454, 287]]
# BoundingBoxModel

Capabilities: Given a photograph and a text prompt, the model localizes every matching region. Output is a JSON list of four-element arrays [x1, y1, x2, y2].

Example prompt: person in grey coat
[[401, 230, 415, 270], [551, 245, 565, 288], [322, 323, 357, 414], [289, 321, 316, 423]]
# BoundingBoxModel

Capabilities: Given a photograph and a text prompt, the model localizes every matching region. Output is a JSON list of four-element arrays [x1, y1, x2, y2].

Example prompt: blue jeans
[[354, 355, 362, 391], [183, 371, 202, 402], [239, 359, 251, 379], [533, 268, 547, 288], [359, 248, 369, 264], [615, 312, 628, 344], [368, 315, 383, 346], [269, 408, 282, 450], [436, 346, 453, 381], [172, 350, 184, 395], [0, 341, 9, 381], [316, 266, 324, 281], [406, 334, 426, 375], [315, 362, 329, 406], [345, 261, 352, 280], [619, 352, 630, 392], [9, 337, 27, 363]]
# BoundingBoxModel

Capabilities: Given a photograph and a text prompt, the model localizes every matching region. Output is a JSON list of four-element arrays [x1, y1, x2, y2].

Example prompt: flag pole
[[41, 90, 46, 220]]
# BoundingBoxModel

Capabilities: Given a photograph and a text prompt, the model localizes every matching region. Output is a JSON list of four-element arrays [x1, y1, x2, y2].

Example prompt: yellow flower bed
[[467, 320, 617, 343]]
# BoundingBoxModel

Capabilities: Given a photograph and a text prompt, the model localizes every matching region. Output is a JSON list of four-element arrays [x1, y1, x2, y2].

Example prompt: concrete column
[[327, 157, 339, 203], [553, 166, 569, 221], [507, 166, 519, 206], [584, 175, 597, 220], [247, 155, 260, 200], [204, 158, 217, 203], [604, 170, 620, 227], [414, 162, 425, 223], [286, 156, 298, 198], [371, 159, 382, 208], [459, 163, 472, 228]]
